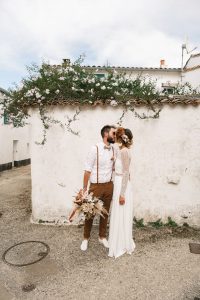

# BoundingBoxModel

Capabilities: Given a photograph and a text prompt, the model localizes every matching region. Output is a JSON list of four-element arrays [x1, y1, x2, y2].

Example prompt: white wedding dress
[[108, 146, 136, 258]]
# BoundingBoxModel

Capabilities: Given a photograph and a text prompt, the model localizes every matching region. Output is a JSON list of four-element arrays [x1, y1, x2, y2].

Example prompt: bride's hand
[[119, 195, 125, 205]]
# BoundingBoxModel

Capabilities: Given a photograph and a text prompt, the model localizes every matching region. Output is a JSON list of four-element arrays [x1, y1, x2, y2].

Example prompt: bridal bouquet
[[68, 189, 108, 222]]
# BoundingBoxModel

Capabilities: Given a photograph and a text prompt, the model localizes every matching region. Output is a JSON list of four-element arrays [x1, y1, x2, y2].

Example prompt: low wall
[[29, 103, 200, 227]]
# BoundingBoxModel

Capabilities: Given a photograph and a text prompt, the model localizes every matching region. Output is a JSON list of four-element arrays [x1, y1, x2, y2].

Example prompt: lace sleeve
[[120, 148, 130, 197]]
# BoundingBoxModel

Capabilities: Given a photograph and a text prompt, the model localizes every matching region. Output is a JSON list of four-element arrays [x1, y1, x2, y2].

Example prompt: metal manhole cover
[[2, 241, 50, 267]]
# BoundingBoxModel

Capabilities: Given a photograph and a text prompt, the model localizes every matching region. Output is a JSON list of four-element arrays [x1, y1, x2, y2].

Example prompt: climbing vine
[[35, 105, 81, 145]]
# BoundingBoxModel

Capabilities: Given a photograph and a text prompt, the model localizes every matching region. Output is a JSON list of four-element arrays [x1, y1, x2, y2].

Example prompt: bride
[[108, 127, 136, 258]]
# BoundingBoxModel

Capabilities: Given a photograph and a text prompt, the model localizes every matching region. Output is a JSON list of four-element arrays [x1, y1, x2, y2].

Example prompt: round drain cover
[[2, 241, 50, 267]]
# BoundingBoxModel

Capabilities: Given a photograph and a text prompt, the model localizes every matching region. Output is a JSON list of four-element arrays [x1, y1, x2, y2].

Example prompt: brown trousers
[[84, 181, 114, 239]]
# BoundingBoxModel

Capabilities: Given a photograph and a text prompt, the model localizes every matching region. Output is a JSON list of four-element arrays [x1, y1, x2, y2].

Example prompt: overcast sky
[[0, 0, 199, 89]]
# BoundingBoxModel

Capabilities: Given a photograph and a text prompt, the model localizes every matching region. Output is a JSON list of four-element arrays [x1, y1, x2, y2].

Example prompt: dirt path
[[0, 166, 200, 300]]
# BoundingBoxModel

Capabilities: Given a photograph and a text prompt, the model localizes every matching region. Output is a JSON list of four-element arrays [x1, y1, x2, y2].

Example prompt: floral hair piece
[[121, 134, 129, 143]]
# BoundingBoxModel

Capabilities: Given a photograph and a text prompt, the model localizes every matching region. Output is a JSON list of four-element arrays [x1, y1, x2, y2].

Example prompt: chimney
[[62, 58, 70, 66], [160, 59, 166, 68]]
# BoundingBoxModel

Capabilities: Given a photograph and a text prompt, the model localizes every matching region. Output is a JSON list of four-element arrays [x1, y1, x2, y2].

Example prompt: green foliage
[[133, 217, 145, 227], [164, 216, 178, 227], [173, 82, 199, 95], [9, 60, 159, 106], [148, 217, 178, 228], [134, 216, 187, 229], [148, 218, 164, 228], [3, 56, 160, 128], [38, 219, 45, 223]]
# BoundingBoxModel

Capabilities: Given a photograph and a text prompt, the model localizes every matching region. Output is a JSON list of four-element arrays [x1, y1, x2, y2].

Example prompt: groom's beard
[[107, 137, 115, 144]]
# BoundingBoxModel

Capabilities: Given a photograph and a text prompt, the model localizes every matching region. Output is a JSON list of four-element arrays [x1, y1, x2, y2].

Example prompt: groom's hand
[[119, 196, 125, 205], [82, 187, 87, 193]]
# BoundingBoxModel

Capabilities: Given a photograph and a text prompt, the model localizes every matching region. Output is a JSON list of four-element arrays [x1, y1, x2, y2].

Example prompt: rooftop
[[183, 52, 200, 72], [83, 66, 181, 72], [52, 59, 181, 72]]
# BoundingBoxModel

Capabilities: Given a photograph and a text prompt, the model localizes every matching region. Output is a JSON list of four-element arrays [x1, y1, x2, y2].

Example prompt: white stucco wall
[[183, 68, 200, 89], [29, 104, 200, 227]]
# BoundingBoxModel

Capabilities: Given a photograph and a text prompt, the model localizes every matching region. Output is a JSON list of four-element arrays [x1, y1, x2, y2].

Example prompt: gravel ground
[[0, 165, 200, 300]]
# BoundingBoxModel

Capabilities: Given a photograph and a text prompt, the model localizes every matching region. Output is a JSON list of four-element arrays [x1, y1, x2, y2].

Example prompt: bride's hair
[[116, 127, 133, 148]]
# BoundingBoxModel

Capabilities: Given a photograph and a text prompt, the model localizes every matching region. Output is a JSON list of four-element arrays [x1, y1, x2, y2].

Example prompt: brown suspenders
[[96, 145, 99, 184], [111, 146, 114, 181], [95, 145, 114, 184]]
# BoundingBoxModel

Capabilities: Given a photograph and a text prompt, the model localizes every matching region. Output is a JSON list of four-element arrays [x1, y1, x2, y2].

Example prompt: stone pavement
[[0, 166, 200, 300]]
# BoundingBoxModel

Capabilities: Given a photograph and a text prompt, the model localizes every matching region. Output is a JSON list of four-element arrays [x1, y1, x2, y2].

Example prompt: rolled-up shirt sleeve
[[84, 146, 96, 172]]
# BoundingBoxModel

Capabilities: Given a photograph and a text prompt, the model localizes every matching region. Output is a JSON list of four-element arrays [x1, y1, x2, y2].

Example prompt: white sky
[[0, 0, 200, 89]]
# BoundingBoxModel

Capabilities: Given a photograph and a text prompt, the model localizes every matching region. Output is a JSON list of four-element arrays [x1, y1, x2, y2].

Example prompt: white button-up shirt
[[84, 141, 115, 183]]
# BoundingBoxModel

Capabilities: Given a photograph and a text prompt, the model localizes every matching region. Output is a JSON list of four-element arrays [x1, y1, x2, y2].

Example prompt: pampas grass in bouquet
[[68, 189, 108, 222]]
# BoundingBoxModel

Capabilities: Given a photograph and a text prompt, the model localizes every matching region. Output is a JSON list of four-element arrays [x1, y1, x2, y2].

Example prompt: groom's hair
[[101, 125, 116, 138]]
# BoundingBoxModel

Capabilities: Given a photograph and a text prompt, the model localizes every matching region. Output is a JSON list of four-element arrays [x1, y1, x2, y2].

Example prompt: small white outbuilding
[[0, 87, 30, 172]]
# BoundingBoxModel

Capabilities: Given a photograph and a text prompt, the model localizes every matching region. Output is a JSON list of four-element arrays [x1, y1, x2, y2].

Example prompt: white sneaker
[[80, 239, 88, 251], [98, 238, 109, 248]]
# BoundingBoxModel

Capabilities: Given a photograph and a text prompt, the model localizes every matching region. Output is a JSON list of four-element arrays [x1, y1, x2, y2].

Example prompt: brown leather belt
[[90, 181, 113, 185]]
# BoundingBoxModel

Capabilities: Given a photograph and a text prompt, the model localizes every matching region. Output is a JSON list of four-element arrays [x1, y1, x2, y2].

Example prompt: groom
[[80, 125, 116, 251]]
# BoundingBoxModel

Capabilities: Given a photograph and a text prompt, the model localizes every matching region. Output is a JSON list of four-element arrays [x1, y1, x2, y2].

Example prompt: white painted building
[[182, 53, 200, 89], [29, 100, 200, 227], [0, 87, 30, 172], [86, 60, 181, 94], [84, 55, 200, 93]]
